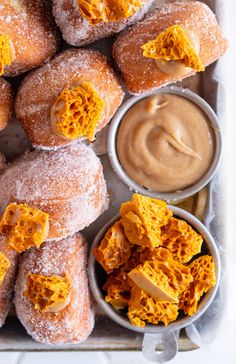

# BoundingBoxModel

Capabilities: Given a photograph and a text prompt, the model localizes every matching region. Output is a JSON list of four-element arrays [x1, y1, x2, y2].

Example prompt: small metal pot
[[88, 206, 221, 362], [107, 87, 222, 202]]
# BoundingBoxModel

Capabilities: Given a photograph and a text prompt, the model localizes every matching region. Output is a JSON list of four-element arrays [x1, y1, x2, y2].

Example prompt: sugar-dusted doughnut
[[0, 78, 13, 131], [15, 233, 94, 344], [0, 0, 59, 77], [0, 143, 109, 242], [113, 1, 228, 95], [15, 48, 124, 150], [52, 0, 155, 46], [0, 236, 18, 327]]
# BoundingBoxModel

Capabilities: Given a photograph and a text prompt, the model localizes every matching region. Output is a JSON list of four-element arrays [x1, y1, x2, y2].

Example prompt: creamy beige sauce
[[116, 94, 215, 193]]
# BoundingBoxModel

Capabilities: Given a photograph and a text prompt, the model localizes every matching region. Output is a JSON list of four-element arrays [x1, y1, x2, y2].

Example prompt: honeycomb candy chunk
[[51, 82, 104, 142], [141, 25, 205, 72], [103, 270, 131, 309], [120, 194, 172, 250], [0, 35, 12, 76], [0, 204, 49, 253], [139, 247, 193, 295], [128, 261, 179, 303], [179, 255, 216, 316], [24, 273, 71, 312], [0, 252, 10, 283], [93, 220, 132, 273], [128, 284, 178, 327], [77, 0, 143, 26], [161, 217, 203, 263]]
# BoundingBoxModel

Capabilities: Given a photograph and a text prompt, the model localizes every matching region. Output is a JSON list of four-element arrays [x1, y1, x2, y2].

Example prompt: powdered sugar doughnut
[[0, 236, 18, 328], [15, 233, 94, 344], [0, 143, 109, 241], [112, 1, 228, 95], [52, 0, 155, 46], [0, 0, 59, 77], [15, 48, 124, 150], [0, 78, 13, 131], [0, 153, 6, 174]]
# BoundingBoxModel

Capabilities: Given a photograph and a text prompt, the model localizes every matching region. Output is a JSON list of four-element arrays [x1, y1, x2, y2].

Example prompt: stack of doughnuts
[[0, 0, 228, 346]]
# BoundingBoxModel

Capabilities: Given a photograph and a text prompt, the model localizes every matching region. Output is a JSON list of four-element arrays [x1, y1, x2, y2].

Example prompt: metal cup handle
[[142, 331, 178, 363]]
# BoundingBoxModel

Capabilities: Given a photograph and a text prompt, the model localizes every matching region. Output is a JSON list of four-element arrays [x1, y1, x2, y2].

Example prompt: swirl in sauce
[[116, 94, 214, 193]]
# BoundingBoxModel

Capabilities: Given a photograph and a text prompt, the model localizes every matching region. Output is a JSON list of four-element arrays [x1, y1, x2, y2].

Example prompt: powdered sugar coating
[[0, 236, 19, 328], [113, 1, 229, 95], [0, 143, 109, 241], [0, 78, 13, 131], [15, 48, 124, 149], [52, 0, 155, 46], [15, 233, 94, 344], [0, 0, 60, 77]]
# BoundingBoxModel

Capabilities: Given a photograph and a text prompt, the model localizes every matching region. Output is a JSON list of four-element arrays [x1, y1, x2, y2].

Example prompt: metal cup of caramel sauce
[[108, 87, 222, 202]]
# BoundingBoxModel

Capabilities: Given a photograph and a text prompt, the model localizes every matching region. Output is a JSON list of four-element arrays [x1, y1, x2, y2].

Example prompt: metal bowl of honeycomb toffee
[[88, 196, 221, 363], [107, 86, 222, 202]]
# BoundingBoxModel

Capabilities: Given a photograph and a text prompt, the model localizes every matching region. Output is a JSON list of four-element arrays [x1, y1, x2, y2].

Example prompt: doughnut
[[15, 49, 124, 149], [52, 0, 155, 46], [112, 1, 228, 94], [0, 143, 109, 242], [15, 233, 94, 344], [0, 0, 59, 77], [0, 78, 13, 131], [0, 236, 18, 328], [0, 153, 6, 174]]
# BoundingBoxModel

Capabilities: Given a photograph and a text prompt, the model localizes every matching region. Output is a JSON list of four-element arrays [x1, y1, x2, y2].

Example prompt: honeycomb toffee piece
[[120, 194, 172, 249], [179, 255, 216, 316], [0, 34, 12, 76], [0, 204, 49, 253], [103, 270, 131, 309], [93, 220, 131, 273], [128, 284, 178, 327], [77, 0, 143, 25], [24, 273, 71, 313], [132, 247, 193, 295], [161, 217, 203, 263], [141, 25, 205, 73], [0, 251, 10, 284], [51, 82, 104, 142]]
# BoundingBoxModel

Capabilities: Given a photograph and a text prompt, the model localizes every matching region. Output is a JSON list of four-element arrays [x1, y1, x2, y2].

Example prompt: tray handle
[[142, 331, 178, 363]]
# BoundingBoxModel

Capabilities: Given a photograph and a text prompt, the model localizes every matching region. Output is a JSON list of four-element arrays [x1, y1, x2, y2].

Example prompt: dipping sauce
[[116, 94, 215, 193]]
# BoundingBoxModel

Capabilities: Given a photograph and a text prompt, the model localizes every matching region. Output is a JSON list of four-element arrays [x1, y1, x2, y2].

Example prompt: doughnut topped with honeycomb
[[15, 49, 124, 149], [0, 78, 13, 132], [52, 0, 154, 46], [113, 1, 228, 94], [0, 143, 109, 241], [0, 204, 49, 253], [0, 0, 59, 77], [15, 233, 94, 344]]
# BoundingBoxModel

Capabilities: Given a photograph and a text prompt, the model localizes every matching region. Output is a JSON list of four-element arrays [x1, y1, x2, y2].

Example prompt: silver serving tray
[[0, 0, 225, 352]]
